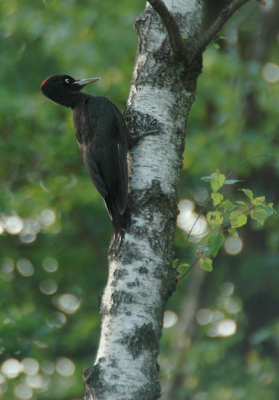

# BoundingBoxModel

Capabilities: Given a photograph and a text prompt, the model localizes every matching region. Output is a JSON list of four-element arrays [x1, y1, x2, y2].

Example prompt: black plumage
[[40, 74, 139, 249]]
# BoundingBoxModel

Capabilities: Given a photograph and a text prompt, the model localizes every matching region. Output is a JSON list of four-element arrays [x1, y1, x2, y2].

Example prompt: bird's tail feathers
[[105, 196, 131, 253]]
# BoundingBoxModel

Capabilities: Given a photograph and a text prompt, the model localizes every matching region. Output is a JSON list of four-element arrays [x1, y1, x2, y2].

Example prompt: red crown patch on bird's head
[[41, 76, 53, 87]]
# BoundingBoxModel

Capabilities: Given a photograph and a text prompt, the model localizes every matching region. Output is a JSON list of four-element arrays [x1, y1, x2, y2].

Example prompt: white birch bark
[[83, 1, 204, 399]]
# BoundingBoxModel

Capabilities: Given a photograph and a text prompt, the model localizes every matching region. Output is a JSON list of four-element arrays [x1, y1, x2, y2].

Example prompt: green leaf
[[207, 232, 225, 257], [221, 200, 235, 211], [252, 196, 266, 206], [228, 228, 239, 237], [210, 172, 226, 193], [200, 258, 213, 272], [180, 263, 190, 268], [213, 43, 220, 49], [201, 176, 213, 182], [260, 203, 276, 217], [211, 193, 224, 206], [197, 245, 212, 253], [207, 211, 224, 226], [239, 189, 253, 201], [230, 211, 247, 228], [224, 179, 243, 185], [250, 209, 267, 225], [172, 259, 179, 268]]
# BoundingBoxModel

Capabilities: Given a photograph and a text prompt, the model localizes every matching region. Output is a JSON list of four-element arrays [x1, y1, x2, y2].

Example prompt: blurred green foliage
[[0, 0, 279, 399], [0, 0, 143, 398]]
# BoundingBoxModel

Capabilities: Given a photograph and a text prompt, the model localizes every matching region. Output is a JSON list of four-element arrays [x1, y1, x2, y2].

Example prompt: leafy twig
[[176, 154, 278, 281], [225, 154, 279, 181], [177, 255, 201, 281]]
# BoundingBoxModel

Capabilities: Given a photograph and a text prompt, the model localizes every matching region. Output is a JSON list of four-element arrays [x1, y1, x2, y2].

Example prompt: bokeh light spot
[[220, 282, 234, 296], [14, 384, 33, 399], [54, 294, 81, 314], [1, 358, 22, 378], [194, 187, 209, 205], [22, 358, 39, 376], [20, 234, 37, 244], [224, 298, 242, 314], [46, 312, 67, 328], [217, 319, 237, 337], [196, 308, 213, 325], [177, 200, 208, 242], [163, 311, 178, 328], [39, 279, 58, 295], [65, 174, 77, 188], [39, 209, 56, 227], [4, 215, 24, 235], [43, 257, 58, 272], [16, 259, 34, 277], [20, 219, 40, 244], [41, 361, 55, 375], [56, 358, 75, 377], [262, 63, 279, 82], [224, 236, 243, 255], [212, 311, 224, 323], [226, 28, 238, 45], [24, 374, 49, 390], [1, 257, 14, 273]]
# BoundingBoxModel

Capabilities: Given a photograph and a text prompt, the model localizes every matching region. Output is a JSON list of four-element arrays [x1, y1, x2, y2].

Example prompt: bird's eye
[[65, 78, 70, 83]]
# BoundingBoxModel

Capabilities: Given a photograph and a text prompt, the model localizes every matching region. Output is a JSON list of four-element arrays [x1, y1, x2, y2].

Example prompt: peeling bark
[[84, 2, 203, 399]]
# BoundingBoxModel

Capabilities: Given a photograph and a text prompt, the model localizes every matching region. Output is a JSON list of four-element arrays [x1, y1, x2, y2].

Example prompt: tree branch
[[148, 0, 254, 65], [147, 0, 188, 62], [196, 0, 252, 54]]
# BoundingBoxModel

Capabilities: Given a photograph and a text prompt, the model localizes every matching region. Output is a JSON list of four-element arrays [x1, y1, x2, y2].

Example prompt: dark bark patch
[[109, 290, 135, 315], [127, 278, 140, 288], [111, 268, 129, 286], [138, 266, 149, 274], [83, 360, 119, 399], [120, 323, 158, 359], [83, 364, 104, 399], [133, 378, 161, 400], [108, 358, 118, 368]]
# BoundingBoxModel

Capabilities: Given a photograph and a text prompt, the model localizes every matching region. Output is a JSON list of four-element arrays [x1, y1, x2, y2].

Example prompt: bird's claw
[[138, 119, 159, 138]]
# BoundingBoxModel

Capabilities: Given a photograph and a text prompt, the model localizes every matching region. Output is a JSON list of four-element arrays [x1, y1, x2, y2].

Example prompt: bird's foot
[[138, 119, 159, 139], [128, 119, 159, 149]]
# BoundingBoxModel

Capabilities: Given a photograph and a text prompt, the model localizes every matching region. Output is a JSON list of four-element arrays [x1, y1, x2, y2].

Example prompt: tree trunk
[[83, 1, 203, 399]]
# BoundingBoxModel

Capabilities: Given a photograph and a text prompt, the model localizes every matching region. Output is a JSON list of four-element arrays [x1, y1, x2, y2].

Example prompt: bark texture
[[84, 1, 203, 399]]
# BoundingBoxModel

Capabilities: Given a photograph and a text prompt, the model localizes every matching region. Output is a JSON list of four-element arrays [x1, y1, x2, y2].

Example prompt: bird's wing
[[79, 97, 129, 215], [115, 140, 129, 215], [78, 143, 108, 199]]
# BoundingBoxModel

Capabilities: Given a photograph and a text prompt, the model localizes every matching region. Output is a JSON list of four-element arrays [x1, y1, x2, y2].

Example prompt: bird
[[40, 74, 146, 250]]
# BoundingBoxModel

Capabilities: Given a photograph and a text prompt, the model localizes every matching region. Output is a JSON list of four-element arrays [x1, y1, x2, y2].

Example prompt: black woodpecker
[[40, 74, 143, 249]]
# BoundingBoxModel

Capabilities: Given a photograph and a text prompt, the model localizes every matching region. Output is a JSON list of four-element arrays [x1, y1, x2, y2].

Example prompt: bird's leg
[[127, 119, 159, 149], [138, 119, 159, 138]]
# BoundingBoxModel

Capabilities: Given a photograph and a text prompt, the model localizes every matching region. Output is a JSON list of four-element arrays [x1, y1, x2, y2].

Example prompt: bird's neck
[[51, 92, 90, 109], [70, 92, 91, 109]]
